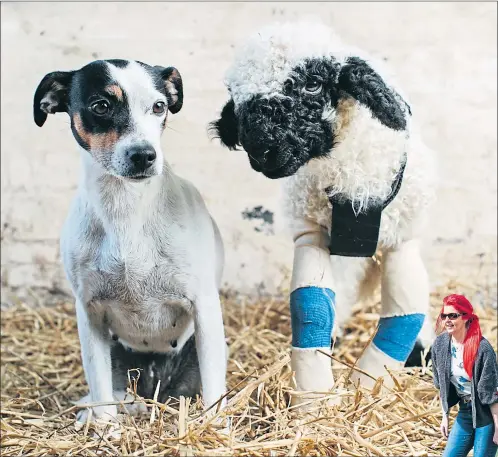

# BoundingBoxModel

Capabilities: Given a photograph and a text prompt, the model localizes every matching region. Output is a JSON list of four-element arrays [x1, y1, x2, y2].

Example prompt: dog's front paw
[[74, 393, 91, 427], [201, 395, 226, 419], [206, 410, 231, 436], [75, 407, 90, 429], [92, 416, 121, 440], [215, 416, 232, 436], [202, 396, 231, 434], [75, 404, 118, 423], [74, 395, 119, 438], [75, 408, 121, 440], [121, 400, 148, 416], [112, 390, 148, 417], [203, 395, 227, 417]]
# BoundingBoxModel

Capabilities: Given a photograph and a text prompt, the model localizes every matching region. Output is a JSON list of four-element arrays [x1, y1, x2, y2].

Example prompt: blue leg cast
[[290, 287, 335, 349], [372, 314, 426, 362]]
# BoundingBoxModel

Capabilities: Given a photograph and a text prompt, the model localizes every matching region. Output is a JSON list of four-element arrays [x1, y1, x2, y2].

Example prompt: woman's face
[[442, 305, 467, 335]]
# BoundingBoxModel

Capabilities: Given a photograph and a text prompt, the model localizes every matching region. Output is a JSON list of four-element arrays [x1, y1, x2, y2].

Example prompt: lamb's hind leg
[[355, 239, 433, 387]]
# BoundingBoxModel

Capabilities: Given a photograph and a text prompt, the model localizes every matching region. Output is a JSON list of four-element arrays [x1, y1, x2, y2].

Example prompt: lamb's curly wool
[[221, 21, 437, 250], [225, 21, 343, 106], [283, 104, 436, 249]]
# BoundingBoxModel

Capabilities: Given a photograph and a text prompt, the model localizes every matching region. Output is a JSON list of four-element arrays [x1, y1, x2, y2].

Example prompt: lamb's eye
[[303, 81, 322, 95], [91, 100, 110, 115], [153, 101, 166, 115]]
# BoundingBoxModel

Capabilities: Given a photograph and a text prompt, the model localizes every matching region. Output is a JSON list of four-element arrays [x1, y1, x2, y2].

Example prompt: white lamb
[[210, 22, 436, 401]]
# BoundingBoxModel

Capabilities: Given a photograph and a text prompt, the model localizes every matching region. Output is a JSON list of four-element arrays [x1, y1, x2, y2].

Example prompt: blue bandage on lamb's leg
[[290, 287, 335, 348], [372, 314, 425, 362]]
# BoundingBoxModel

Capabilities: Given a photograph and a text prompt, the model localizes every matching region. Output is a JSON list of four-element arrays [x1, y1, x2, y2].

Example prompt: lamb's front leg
[[75, 300, 117, 425], [355, 239, 432, 387], [290, 219, 337, 406], [194, 289, 227, 410]]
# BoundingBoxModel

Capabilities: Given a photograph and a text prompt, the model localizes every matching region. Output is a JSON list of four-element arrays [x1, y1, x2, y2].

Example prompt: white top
[[450, 338, 471, 397]]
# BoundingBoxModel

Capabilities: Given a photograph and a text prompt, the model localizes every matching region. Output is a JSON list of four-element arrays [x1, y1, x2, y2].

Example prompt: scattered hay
[[1, 280, 496, 456]]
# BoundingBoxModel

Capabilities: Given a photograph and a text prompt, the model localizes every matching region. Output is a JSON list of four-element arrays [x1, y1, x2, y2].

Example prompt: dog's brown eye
[[153, 101, 166, 115], [91, 101, 110, 115]]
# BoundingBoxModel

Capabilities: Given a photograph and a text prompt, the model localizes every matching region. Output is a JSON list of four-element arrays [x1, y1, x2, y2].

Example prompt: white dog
[[33, 59, 227, 425]]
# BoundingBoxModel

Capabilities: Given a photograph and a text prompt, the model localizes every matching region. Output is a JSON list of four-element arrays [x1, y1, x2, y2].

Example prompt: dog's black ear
[[33, 71, 74, 127], [338, 57, 410, 131], [155, 66, 183, 114], [208, 99, 240, 150]]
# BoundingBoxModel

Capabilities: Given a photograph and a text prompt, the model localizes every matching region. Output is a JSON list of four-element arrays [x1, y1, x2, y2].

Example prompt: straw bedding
[[1, 280, 496, 456]]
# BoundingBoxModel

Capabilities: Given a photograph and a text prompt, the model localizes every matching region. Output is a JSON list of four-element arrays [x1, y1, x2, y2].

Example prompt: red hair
[[436, 294, 482, 378]]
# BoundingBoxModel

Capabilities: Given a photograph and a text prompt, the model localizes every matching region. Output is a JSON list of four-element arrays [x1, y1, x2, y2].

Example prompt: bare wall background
[[1, 2, 497, 299]]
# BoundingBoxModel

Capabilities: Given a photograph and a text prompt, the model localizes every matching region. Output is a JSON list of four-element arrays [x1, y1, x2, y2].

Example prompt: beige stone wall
[[1, 2, 496, 297]]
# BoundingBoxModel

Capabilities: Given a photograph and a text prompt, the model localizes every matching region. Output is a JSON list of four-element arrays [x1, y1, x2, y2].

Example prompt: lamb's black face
[[235, 59, 340, 179], [211, 56, 410, 179]]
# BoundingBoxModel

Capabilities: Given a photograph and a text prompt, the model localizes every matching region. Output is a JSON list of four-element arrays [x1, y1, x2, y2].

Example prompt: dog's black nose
[[126, 144, 156, 171]]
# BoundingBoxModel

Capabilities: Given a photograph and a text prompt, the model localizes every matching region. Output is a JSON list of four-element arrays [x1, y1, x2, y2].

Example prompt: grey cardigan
[[431, 332, 498, 428]]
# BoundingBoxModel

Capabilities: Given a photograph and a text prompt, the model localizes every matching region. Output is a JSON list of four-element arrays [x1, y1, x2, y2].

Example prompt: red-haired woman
[[431, 294, 498, 457]]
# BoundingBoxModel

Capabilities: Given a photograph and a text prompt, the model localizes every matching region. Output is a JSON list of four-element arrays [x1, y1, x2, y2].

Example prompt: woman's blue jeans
[[443, 401, 497, 457]]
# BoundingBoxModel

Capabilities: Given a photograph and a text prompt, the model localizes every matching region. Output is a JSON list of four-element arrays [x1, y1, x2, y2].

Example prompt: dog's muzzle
[[124, 142, 157, 178]]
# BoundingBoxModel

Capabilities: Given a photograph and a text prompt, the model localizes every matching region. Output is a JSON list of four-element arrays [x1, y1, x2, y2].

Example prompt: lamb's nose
[[248, 152, 267, 165], [246, 144, 269, 165]]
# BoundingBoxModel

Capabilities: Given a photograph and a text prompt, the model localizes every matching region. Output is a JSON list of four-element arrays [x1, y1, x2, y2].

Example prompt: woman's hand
[[493, 427, 498, 445], [440, 415, 449, 438]]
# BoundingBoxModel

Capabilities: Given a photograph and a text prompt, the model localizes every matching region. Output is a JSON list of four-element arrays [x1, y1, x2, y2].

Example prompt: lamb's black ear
[[208, 98, 240, 150], [33, 71, 74, 127], [338, 57, 410, 131], [155, 66, 183, 114]]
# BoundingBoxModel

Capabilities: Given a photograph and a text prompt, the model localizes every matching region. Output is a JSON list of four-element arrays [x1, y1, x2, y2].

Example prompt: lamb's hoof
[[291, 390, 341, 411], [350, 370, 394, 392], [405, 340, 431, 367]]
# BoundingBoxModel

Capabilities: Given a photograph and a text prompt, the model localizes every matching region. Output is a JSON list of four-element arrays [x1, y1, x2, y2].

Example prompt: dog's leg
[[74, 390, 147, 418], [75, 300, 117, 425], [210, 216, 225, 290], [290, 218, 337, 406], [355, 239, 432, 387], [193, 289, 227, 410]]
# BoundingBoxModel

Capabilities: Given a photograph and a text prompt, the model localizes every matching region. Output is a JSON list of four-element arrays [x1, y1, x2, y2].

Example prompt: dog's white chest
[[69, 221, 196, 353]]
